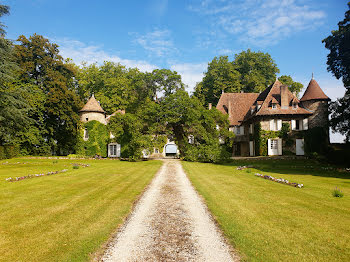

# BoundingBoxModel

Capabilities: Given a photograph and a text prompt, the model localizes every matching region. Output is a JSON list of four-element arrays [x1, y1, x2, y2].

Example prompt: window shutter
[[269, 120, 274, 131], [277, 120, 282, 130], [291, 120, 296, 130], [303, 118, 308, 130], [278, 139, 283, 155], [240, 126, 244, 135], [268, 139, 272, 155]]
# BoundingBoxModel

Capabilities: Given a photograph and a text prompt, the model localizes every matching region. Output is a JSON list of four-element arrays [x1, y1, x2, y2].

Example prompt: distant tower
[[300, 77, 330, 130], [79, 94, 106, 125]]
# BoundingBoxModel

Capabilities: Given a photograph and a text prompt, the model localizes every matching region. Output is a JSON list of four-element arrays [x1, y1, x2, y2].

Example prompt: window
[[272, 103, 277, 109], [86, 117, 89, 121], [292, 119, 308, 131], [84, 128, 89, 140], [188, 135, 194, 144], [249, 124, 253, 134], [236, 126, 240, 135], [155, 148, 159, 153], [293, 103, 298, 109], [270, 139, 278, 149], [270, 119, 282, 131], [109, 144, 117, 156]]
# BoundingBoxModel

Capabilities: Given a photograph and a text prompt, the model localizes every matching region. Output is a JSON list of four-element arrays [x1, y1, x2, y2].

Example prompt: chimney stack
[[281, 85, 289, 109], [208, 103, 212, 110]]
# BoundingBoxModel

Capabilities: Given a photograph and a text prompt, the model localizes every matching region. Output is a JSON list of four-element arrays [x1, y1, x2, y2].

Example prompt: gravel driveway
[[101, 159, 238, 262]]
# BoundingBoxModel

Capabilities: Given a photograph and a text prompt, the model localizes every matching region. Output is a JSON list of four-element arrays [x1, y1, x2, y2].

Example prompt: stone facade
[[80, 111, 106, 125], [301, 100, 329, 129]]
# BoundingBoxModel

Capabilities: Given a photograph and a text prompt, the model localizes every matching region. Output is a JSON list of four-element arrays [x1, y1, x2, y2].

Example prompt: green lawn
[[0, 157, 162, 262], [182, 159, 350, 262]]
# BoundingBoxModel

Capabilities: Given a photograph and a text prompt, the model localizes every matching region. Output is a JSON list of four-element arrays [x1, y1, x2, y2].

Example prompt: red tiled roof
[[300, 79, 330, 102], [79, 95, 105, 113], [216, 93, 259, 125], [216, 80, 313, 125], [255, 80, 312, 116]]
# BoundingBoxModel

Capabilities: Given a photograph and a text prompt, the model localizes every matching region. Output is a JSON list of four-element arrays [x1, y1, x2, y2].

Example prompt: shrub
[[73, 165, 79, 169], [0, 145, 20, 159], [332, 187, 344, 198]]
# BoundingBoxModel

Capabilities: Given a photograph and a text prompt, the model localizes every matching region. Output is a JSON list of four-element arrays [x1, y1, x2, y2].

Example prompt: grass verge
[[182, 159, 350, 261], [0, 158, 162, 262]]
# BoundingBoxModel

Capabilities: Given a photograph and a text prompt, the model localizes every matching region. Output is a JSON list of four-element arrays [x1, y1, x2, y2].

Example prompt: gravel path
[[101, 160, 238, 262]]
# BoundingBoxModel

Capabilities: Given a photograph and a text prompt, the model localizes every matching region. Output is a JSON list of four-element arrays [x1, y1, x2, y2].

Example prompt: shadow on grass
[[215, 158, 350, 180]]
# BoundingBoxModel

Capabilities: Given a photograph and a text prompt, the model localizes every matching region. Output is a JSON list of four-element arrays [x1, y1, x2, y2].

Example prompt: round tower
[[300, 77, 330, 130], [79, 94, 106, 125]]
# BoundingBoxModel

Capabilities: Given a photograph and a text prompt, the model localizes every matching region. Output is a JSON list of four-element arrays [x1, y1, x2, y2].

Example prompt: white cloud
[[170, 62, 207, 93], [132, 29, 177, 57], [54, 38, 157, 72], [189, 0, 326, 46], [53, 38, 205, 93]]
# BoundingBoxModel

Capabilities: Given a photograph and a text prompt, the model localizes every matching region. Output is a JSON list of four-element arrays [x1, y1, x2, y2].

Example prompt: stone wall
[[80, 112, 106, 125], [302, 100, 329, 129]]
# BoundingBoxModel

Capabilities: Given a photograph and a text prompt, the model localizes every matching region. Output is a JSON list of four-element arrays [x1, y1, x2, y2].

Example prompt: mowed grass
[[182, 159, 350, 262], [0, 157, 162, 262]]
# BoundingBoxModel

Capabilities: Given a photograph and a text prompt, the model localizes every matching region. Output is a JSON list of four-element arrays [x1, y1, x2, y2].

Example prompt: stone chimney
[[281, 85, 289, 109], [208, 103, 212, 110]]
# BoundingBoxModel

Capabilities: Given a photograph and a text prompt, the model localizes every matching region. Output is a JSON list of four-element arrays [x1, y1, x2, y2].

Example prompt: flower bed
[[236, 165, 254, 170], [255, 173, 303, 188], [6, 169, 69, 182]]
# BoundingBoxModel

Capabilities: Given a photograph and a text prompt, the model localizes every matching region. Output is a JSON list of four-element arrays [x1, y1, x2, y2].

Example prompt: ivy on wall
[[253, 122, 292, 156], [152, 135, 168, 153], [76, 120, 109, 157]]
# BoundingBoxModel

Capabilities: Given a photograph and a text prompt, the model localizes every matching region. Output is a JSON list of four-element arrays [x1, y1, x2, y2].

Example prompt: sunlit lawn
[[182, 159, 350, 262], [0, 157, 162, 262]]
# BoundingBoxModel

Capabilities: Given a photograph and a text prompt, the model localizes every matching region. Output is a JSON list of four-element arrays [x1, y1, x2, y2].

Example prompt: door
[[268, 139, 279, 155], [296, 139, 304, 155], [108, 143, 121, 157], [249, 141, 254, 156], [165, 144, 177, 156]]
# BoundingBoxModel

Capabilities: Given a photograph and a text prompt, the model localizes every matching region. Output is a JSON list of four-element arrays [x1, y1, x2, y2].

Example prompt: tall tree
[[323, 2, 350, 142], [14, 34, 82, 154], [233, 49, 279, 93], [278, 75, 303, 97], [0, 4, 33, 147], [193, 56, 241, 106]]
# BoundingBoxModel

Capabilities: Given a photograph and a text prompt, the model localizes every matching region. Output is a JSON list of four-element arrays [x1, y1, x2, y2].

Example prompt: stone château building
[[79, 95, 179, 158], [79, 94, 124, 157], [216, 77, 330, 156]]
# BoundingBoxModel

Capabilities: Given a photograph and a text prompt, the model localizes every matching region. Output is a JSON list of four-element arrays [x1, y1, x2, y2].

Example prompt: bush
[[332, 187, 344, 198], [0, 145, 20, 160], [73, 165, 79, 169]]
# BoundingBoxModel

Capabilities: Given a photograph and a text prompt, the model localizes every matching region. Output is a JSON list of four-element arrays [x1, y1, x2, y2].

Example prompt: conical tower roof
[[300, 78, 330, 102], [79, 94, 105, 113]]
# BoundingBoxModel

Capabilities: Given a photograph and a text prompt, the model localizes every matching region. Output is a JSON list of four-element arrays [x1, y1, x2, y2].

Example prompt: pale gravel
[[101, 159, 238, 262]]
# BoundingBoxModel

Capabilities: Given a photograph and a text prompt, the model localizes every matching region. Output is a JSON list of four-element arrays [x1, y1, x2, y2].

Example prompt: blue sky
[[2, 0, 348, 142]]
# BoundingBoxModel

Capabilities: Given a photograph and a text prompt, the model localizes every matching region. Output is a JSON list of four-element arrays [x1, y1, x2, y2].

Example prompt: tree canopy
[[323, 2, 350, 142], [278, 75, 303, 97], [194, 49, 280, 106]]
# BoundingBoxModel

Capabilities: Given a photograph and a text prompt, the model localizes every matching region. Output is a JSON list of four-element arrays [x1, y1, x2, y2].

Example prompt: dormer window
[[272, 103, 277, 109], [293, 103, 298, 109]]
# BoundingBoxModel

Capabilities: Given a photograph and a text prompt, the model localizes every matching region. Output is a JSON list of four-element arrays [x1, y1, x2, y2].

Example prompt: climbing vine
[[76, 120, 109, 157], [152, 135, 167, 153], [253, 122, 292, 156]]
